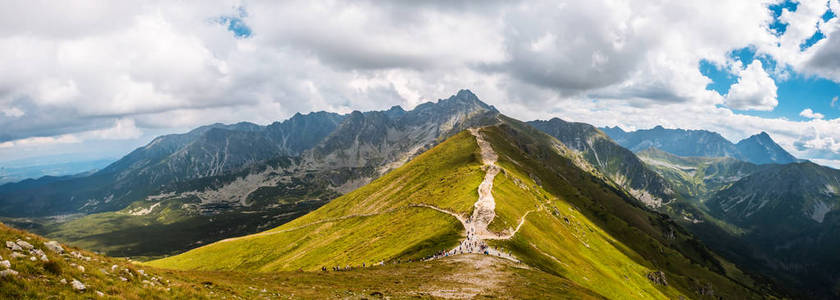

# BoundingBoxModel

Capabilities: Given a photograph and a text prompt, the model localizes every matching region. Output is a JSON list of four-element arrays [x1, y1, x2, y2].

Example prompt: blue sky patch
[[699, 60, 737, 95], [215, 7, 252, 38], [768, 0, 799, 36], [218, 16, 252, 38], [701, 44, 840, 121], [823, 6, 836, 21], [800, 30, 825, 50]]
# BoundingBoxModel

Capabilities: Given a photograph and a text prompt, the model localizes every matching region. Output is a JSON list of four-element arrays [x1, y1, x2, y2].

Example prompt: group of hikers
[[323, 261, 384, 272]]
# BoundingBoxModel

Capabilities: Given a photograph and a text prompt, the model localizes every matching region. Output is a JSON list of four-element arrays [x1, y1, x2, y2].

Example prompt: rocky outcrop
[[647, 271, 668, 286], [44, 241, 64, 254]]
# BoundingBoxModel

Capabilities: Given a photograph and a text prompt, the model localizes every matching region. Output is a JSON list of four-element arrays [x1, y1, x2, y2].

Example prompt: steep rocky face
[[707, 161, 840, 225], [528, 118, 675, 208], [636, 147, 766, 202], [306, 89, 499, 172], [101, 111, 346, 182], [0, 112, 347, 216], [735, 132, 797, 165], [699, 162, 840, 298], [599, 126, 627, 140], [601, 126, 798, 165], [605, 126, 740, 158]]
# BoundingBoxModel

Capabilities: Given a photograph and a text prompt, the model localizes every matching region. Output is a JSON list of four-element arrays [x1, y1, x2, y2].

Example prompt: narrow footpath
[[425, 128, 532, 263]]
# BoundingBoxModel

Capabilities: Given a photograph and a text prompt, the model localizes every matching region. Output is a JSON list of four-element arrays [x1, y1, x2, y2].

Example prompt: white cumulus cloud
[[0, 0, 838, 168], [725, 61, 778, 111], [800, 108, 825, 119]]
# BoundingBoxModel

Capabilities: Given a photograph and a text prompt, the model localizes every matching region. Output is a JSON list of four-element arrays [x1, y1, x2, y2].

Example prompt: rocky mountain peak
[[436, 89, 497, 112], [384, 105, 406, 119], [735, 131, 796, 164]]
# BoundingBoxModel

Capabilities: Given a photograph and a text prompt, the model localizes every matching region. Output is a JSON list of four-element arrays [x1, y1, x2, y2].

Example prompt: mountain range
[[601, 125, 798, 165], [1, 89, 499, 258], [1, 90, 838, 298]]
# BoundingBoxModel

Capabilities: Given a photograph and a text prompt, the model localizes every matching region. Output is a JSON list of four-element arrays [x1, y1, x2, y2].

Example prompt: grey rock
[[5, 241, 21, 251], [44, 241, 64, 254], [15, 239, 33, 250], [71, 279, 86, 291]]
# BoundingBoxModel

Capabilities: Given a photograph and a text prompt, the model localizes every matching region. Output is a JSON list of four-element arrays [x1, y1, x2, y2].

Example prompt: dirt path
[[428, 128, 528, 263], [466, 128, 501, 240], [484, 209, 536, 240]]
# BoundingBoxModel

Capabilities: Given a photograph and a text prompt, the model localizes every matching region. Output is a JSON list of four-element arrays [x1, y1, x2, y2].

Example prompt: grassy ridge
[[481, 123, 772, 299], [148, 131, 483, 271], [478, 126, 682, 299]]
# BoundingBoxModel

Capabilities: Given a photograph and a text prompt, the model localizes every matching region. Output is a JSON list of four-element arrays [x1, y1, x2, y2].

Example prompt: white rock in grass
[[0, 260, 10, 269], [95, 291, 104, 297], [15, 240, 33, 250], [10, 252, 25, 259], [77, 265, 85, 272], [60, 278, 67, 284], [29, 256, 36, 261], [71, 279, 86, 291], [119, 276, 127, 282], [44, 241, 64, 254], [6, 241, 22, 251], [0, 269, 18, 277]]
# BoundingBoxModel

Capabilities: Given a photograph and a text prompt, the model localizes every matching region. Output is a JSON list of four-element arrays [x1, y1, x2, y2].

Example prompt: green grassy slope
[[0, 222, 604, 299], [480, 122, 772, 299], [149, 122, 776, 299], [148, 130, 484, 271]]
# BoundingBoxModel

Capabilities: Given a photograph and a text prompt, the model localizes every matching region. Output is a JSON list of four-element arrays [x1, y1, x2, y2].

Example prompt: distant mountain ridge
[[527, 118, 675, 208], [635, 147, 767, 202], [601, 125, 797, 165], [0, 90, 498, 218]]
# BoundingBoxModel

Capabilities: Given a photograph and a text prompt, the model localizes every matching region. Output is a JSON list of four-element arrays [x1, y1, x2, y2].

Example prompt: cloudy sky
[[2, 0, 840, 168]]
